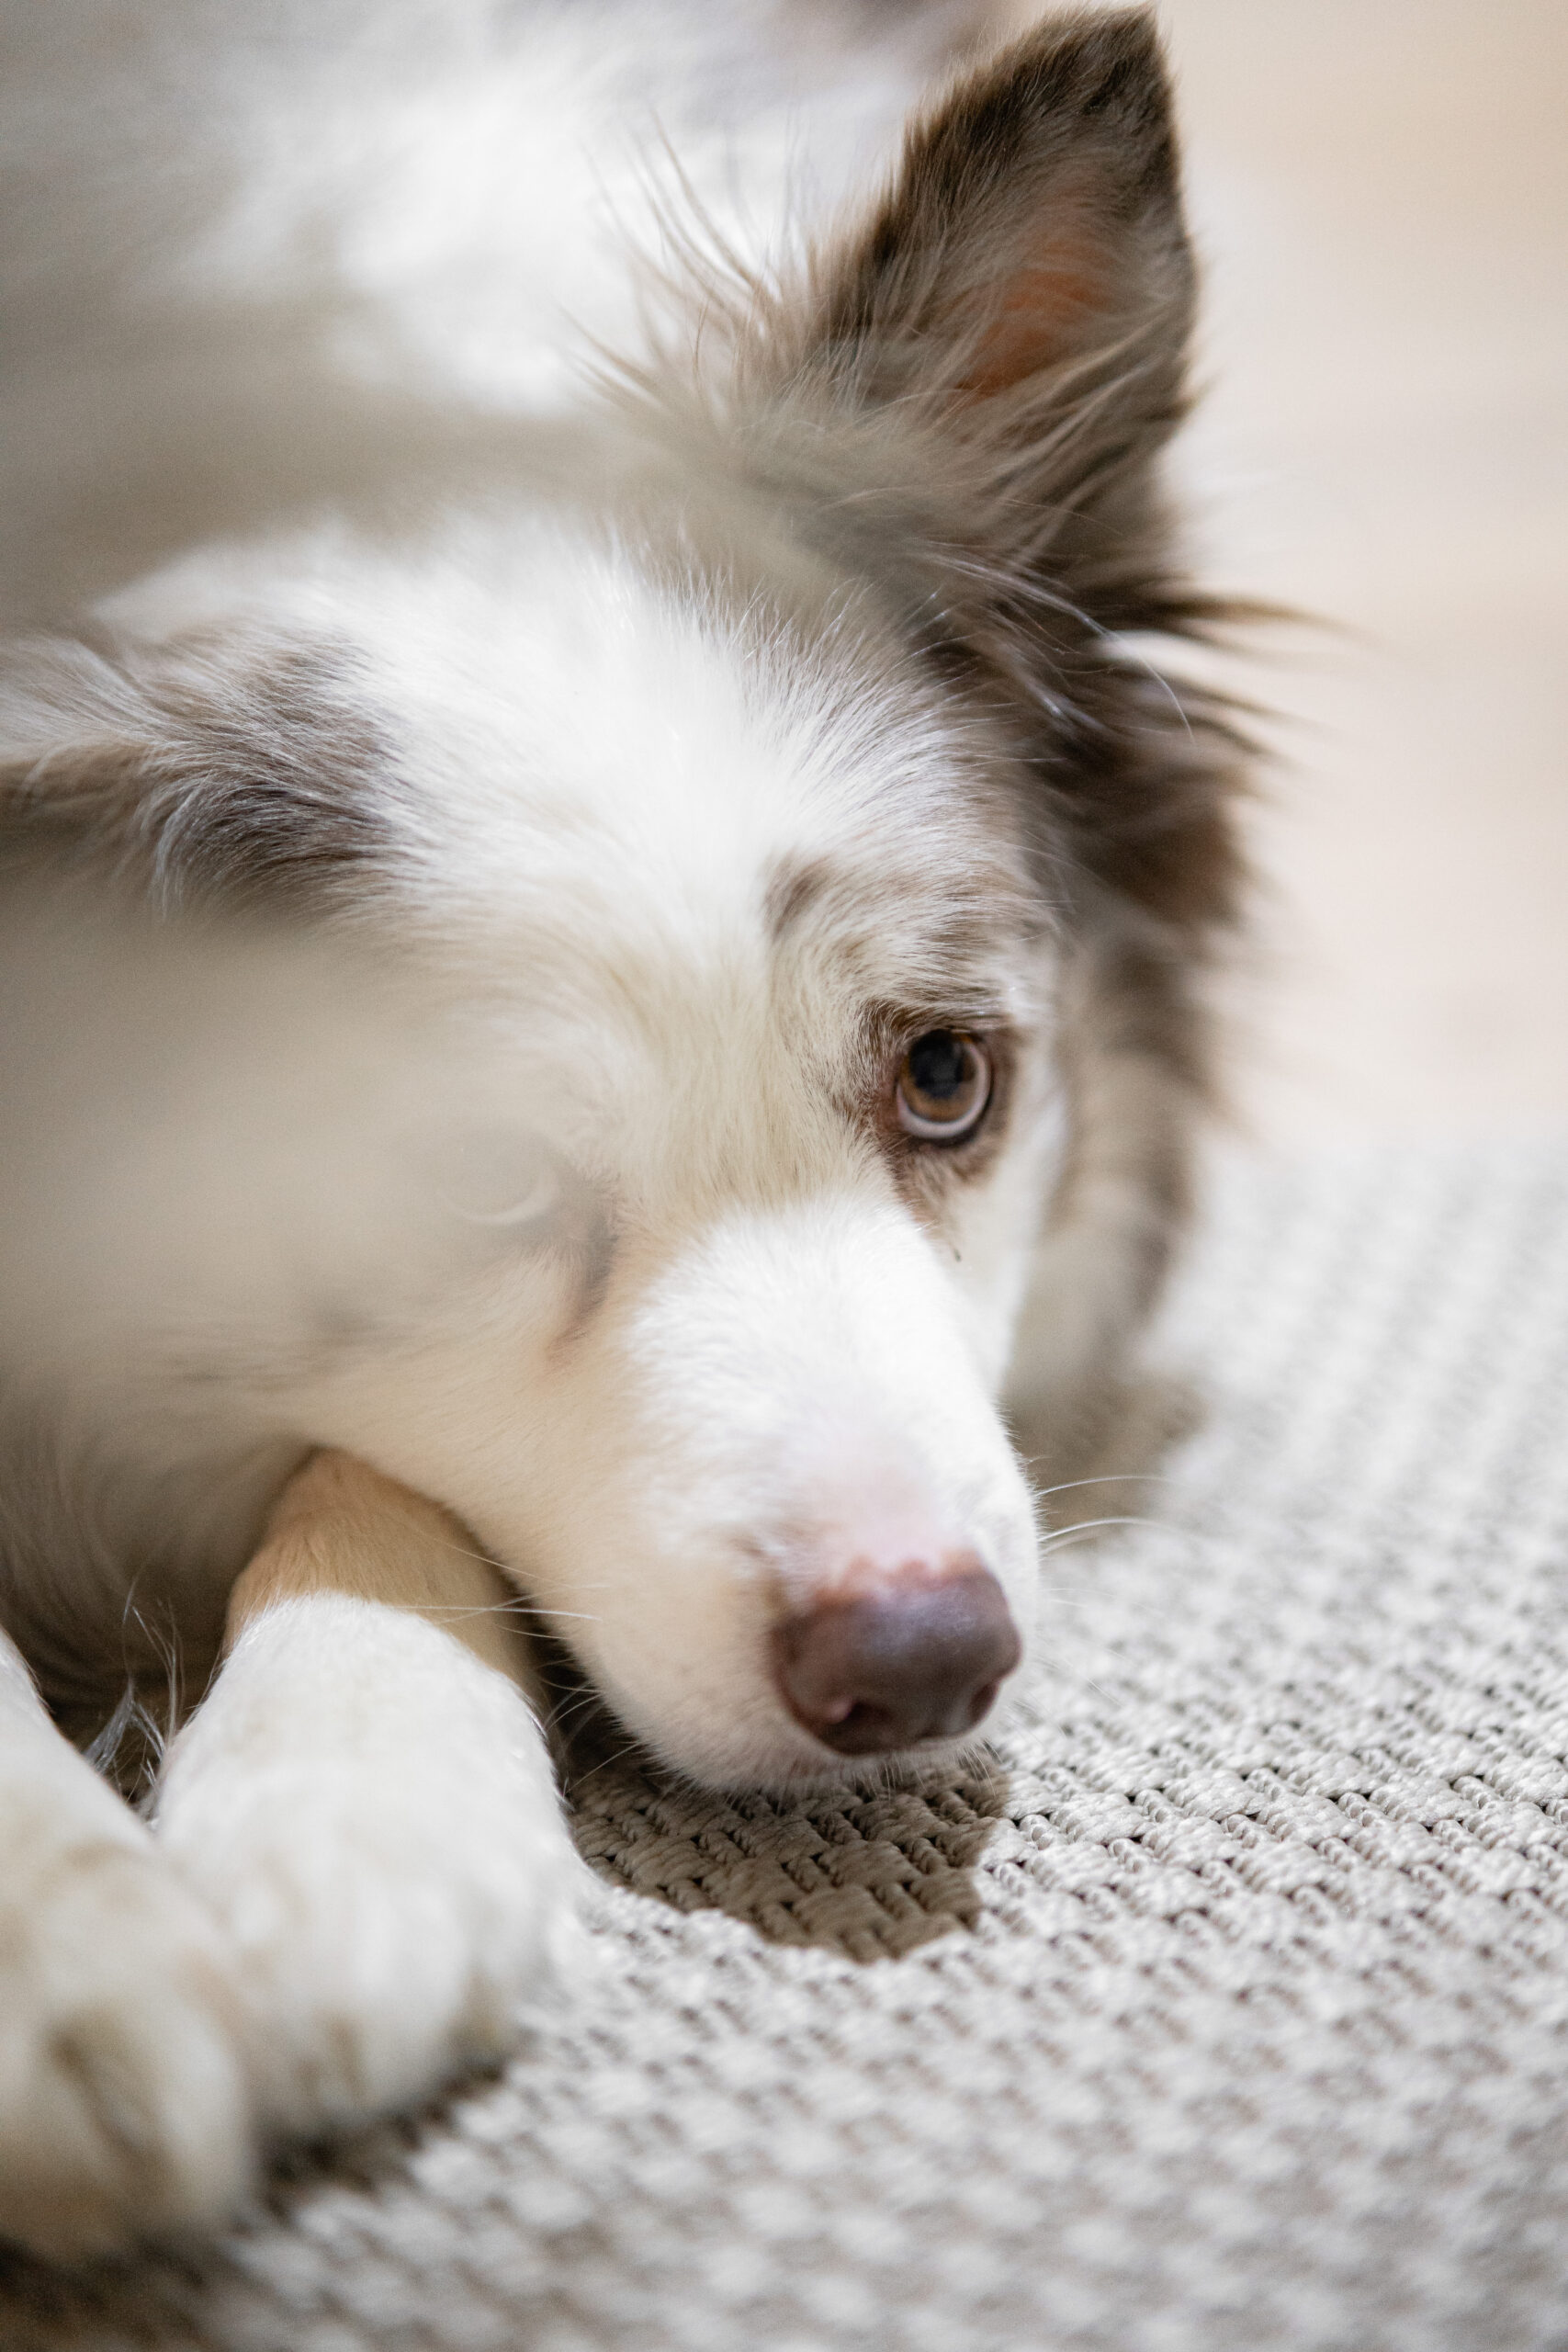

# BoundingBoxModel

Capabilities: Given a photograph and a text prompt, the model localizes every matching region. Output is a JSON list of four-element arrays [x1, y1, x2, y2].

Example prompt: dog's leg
[[0, 1622, 251, 2258], [154, 1451, 584, 2141]]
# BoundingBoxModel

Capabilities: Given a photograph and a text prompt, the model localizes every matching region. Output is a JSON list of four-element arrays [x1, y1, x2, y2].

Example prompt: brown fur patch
[[763, 853, 836, 944], [0, 628, 394, 916]]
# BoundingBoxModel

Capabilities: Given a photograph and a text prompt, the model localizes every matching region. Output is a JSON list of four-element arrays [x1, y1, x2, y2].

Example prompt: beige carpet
[[7, 1143, 1568, 2350]]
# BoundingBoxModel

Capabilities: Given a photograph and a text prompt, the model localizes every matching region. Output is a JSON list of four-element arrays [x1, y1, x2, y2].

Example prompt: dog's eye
[[895, 1031, 992, 1143]]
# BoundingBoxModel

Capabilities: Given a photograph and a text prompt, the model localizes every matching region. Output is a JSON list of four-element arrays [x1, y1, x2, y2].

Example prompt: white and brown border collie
[[0, 0, 1244, 2258]]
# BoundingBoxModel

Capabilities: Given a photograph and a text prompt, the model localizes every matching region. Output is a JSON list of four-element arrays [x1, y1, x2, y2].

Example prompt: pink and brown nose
[[771, 1560, 1021, 1757]]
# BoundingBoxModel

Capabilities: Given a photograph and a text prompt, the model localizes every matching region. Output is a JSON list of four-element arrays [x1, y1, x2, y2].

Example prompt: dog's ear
[[0, 629, 389, 912], [726, 9, 1239, 947], [773, 8, 1193, 592]]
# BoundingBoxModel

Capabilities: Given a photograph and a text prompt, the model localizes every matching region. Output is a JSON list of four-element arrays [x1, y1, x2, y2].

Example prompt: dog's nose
[[771, 1561, 1021, 1756]]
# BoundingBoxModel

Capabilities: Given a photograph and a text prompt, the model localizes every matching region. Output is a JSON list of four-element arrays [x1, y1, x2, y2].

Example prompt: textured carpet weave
[[8, 1146, 1568, 2351]]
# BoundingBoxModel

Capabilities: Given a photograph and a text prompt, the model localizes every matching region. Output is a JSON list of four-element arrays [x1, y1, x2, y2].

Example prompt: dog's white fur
[[0, 0, 1234, 2256]]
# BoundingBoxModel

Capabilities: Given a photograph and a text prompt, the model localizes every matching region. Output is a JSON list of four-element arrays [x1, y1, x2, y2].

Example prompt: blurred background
[[1000, 0, 1568, 1146]]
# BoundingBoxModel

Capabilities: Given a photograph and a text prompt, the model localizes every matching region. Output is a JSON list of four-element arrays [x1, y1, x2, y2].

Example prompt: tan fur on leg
[[226, 1449, 536, 1691]]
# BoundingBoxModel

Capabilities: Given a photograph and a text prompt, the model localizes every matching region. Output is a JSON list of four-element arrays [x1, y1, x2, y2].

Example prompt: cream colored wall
[[1001, 1, 1568, 1141]]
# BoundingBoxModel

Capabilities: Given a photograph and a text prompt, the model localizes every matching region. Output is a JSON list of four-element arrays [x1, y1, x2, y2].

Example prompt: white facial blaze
[[553, 1199, 1041, 1783]]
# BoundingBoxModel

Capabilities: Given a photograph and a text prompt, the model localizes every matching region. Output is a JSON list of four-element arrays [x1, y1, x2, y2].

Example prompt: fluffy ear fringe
[[676, 7, 1199, 556]]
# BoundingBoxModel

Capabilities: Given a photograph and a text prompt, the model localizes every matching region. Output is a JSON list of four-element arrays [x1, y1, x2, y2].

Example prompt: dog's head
[[0, 12, 1240, 1786]]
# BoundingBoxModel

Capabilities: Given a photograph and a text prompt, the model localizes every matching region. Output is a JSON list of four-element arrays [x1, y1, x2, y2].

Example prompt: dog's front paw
[[155, 1597, 584, 2140], [0, 1835, 252, 2261]]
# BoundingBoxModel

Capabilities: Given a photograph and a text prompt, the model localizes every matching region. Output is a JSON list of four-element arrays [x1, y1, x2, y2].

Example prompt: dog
[[0, 0, 1244, 2259]]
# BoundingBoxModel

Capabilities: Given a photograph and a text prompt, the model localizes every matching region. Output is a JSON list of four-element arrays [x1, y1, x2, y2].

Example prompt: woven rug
[[7, 1145, 1568, 2352]]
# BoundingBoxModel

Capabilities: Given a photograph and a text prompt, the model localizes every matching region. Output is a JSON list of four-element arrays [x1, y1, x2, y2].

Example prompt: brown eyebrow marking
[[763, 854, 835, 945]]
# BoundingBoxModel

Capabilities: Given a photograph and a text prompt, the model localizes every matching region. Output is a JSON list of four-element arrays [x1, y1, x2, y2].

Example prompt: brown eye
[[895, 1030, 992, 1143]]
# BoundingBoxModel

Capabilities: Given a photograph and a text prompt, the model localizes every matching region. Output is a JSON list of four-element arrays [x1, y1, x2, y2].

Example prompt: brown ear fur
[[0, 629, 389, 912], [711, 7, 1245, 961], [809, 8, 1193, 423]]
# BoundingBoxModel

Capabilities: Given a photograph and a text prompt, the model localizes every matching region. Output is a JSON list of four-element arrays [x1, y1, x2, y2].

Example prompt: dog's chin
[[593, 1689, 1016, 1800], [720, 1733, 1002, 1801]]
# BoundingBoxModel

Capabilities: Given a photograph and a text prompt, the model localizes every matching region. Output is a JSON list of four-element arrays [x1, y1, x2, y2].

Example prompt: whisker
[[1038, 1513, 1167, 1547], [547, 1688, 612, 1735], [421, 1524, 616, 1589], [1030, 1472, 1179, 1502]]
